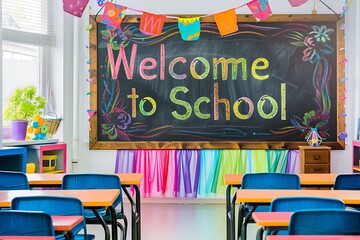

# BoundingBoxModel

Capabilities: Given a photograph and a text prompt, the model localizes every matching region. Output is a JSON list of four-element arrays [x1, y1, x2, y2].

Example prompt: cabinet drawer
[[304, 150, 329, 164], [304, 164, 330, 173]]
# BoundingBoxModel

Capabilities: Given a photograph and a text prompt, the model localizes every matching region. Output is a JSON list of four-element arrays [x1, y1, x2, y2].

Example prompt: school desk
[[27, 173, 143, 240], [0, 189, 119, 240], [266, 236, 360, 240], [224, 173, 338, 240], [236, 189, 360, 240]]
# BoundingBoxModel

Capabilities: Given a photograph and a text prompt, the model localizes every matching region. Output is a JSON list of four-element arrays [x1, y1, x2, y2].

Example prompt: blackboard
[[89, 15, 345, 150]]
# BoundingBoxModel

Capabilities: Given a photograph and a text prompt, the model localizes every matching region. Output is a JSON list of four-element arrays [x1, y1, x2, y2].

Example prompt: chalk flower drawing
[[288, 25, 334, 140]]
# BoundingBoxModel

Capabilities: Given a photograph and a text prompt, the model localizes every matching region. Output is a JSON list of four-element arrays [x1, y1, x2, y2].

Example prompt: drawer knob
[[314, 155, 321, 160]]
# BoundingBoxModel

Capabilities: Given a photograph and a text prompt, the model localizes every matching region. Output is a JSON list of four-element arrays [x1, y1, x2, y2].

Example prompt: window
[[2, 0, 56, 128]]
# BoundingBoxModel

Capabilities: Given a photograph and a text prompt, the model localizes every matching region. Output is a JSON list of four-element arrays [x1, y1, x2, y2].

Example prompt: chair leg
[[241, 206, 256, 240], [117, 216, 128, 240], [256, 227, 264, 240]]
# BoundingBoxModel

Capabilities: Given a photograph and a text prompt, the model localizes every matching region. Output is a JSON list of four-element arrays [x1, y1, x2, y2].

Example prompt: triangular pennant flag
[[63, 0, 89, 17], [247, 0, 272, 22], [140, 12, 166, 36], [101, 2, 127, 28], [288, 0, 309, 7], [214, 9, 238, 36], [178, 17, 201, 41]]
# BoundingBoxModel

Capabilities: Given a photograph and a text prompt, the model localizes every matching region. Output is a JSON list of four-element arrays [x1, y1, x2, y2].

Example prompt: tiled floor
[[87, 202, 258, 240]]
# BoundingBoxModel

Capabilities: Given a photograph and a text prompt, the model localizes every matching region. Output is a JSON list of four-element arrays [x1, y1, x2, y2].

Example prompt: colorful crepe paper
[[101, 3, 127, 28], [214, 9, 238, 36], [247, 0, 272, 22], [140, 12, 166, 36], [178, 17, 201, 41], [63, 0, 89, 18]]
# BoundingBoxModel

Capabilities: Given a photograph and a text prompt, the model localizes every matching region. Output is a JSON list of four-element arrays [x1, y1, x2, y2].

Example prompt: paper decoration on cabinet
[[178, 17, 201, 41], [87, 110, 96, 116], [214, 9, 238, 36], [63, 0, 89, 17], [140, 12, 166, 36], [288, 0, 309, 7], [247, 0, 272, 22], [101, 2, 127, 28]]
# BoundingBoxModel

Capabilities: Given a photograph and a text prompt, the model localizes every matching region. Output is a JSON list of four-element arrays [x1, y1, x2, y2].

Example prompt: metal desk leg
[[134, 185, 141, 240], [92, 208, 110, 240], [123, 186, 139, 240], [109, 206, 118, 240]]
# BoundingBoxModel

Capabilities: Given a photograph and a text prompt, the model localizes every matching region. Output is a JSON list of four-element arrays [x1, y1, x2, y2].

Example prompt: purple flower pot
[[11, 120, 28, 141]]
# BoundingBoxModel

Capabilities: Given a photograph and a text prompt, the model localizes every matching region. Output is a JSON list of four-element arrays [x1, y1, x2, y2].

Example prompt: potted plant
[[3, 86, 47, 140]]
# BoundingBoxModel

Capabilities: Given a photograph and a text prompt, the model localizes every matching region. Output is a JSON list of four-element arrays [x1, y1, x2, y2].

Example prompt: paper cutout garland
[[63, 0, 89, 17], [140, 12, 166, 36], [247, 0, 272, 22], [288, 0, 309, 7], [101, 2, 127, 29], [214, 9, 238, 36], [178, 17, 201, 41]]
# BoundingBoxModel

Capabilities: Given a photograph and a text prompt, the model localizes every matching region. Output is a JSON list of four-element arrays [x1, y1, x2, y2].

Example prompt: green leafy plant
[[3, 86, 47, 121]]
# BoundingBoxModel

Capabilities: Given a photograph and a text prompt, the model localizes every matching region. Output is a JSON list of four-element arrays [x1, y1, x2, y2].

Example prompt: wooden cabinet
[[299, 146, 331, 173], [352, 140, 360, 173], [26, 143, 67, 173]]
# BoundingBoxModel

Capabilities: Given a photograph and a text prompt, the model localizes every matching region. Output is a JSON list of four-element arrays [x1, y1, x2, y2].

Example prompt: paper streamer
[[178, 17, 201, 41], [214, 9, 238, 36], [87, 110, 96, 116], [338, 132, 348, 140]]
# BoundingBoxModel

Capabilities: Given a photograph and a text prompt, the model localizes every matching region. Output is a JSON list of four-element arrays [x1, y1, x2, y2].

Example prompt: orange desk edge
[[252, 212, 292, 227], [26, 173, 143, 186], [51, 216, 84, 232], [0, 189, 120, 208], [224, 174, 337, 186]]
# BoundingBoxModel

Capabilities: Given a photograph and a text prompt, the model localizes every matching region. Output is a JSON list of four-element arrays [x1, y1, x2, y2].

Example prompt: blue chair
[[62, 173, 127, 240], [334, 174, 360, 190], [254, 197, 346, 239], [238, 173, 301, 240], [0, 171, 29, 190], [289, 209, 360, 235], [11, 196, 95, 240], [0, 210, 55, 236]]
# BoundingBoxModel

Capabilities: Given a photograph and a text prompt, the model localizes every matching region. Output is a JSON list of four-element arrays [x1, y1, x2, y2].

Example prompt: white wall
[[69, 0, 356, 173]]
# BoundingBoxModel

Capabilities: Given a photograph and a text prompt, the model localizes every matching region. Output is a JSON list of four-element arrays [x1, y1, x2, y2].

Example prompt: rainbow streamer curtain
[[115, 149, 299, 198]]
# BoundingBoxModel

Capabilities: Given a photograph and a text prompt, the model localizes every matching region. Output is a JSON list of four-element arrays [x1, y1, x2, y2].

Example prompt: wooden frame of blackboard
[[89, 14, 345, 150]]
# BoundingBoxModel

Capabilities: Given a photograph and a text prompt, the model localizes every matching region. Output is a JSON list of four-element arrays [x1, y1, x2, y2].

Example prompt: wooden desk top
[[252, 212, 292, 227], [0, 189, 120, 208], [26, 173, 143, 186], [267, 236, 360, 240], [236, 189, 339, 203], [0, 237, 55, 240], [333, 190, 360, 205], [224, 174, 337, 186], [51, 216, 84, 232]]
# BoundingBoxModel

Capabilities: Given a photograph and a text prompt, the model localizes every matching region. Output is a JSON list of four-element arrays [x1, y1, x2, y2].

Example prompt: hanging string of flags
[[63, 0, 274, 40]]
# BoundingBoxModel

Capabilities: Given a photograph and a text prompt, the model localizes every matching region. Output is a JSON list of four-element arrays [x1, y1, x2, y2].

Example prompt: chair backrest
[[0, 210, 54, 236], [0, 171, 29, 190], [11, 196, 87, 236], [289, 209, 360, 235], [270, 196, 345, 212], [62, 173, 124, 208], [334, 174, 360, 190], [241, 173, 301, 189]]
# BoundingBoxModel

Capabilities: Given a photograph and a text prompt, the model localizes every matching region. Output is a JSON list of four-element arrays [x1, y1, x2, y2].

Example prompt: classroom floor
[[87, 201, 258, 240]]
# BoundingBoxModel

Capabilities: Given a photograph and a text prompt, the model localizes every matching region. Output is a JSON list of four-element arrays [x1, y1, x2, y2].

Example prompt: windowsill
[[3, 139, 59, 147]]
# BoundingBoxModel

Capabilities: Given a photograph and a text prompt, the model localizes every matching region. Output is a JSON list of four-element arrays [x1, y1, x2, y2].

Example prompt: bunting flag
[[247, 0, 272, 22], [178, 17, 201, 41], [214, 9, 238, 36], [288, 0, 309, 7], [101, 2, 127, 28], [63, 0, 89, 17], [140, 12, 166, 36]]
